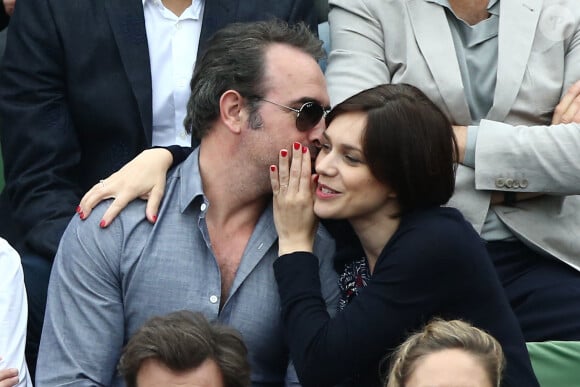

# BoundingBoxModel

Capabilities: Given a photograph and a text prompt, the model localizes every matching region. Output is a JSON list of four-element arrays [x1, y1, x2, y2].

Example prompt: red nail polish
[[99, 220, 106, 228], [152, 215, 158, 223], [270, 165, 276, 172], [314, 175, 319, 184], [79, 212, 85, 220], [302, 146, 307, 154], [294, 142, 301, 150], [281, 150, 288, 157], [76, 205, 81, 214]]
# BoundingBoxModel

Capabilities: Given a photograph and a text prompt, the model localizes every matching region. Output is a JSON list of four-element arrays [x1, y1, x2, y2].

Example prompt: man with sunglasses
[[0, 0, 319, 380], [36, 20, 338, 386]]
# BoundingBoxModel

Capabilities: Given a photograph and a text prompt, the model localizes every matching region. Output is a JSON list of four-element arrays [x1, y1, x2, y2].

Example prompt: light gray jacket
[[327, 0, 580, 269]]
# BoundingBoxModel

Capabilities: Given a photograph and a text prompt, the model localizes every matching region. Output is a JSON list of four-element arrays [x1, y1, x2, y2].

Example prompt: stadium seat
[[527, 341, 580, 387]]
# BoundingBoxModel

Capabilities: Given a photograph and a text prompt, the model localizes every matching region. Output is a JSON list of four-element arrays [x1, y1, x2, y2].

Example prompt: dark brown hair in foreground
[[118, 310, 251, 387]]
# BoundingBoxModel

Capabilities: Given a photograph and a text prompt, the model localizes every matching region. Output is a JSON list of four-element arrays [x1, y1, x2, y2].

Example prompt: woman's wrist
[[278, 240, 314, 256]]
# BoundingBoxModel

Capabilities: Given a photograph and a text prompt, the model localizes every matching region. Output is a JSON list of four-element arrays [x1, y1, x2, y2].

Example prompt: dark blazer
[[0, 0, 318, 259], [274, 207, 540, 387], [0, 5, 8, 31]]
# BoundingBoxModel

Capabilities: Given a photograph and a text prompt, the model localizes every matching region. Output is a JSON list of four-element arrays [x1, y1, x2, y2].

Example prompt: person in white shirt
[[0, 238, 32, 387]]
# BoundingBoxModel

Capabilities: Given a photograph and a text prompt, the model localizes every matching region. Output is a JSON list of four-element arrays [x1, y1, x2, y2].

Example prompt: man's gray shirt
[[37, 148, 339, 386]]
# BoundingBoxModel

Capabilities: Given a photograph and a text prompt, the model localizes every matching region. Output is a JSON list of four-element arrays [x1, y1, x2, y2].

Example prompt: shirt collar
[[425, 0, 500, 18], [177, 146, 206, 213], [142, 0, 204, 18], [426, 0, 499, 12]]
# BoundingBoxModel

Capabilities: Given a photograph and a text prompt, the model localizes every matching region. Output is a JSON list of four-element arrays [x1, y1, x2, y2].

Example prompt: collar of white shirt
[[142, 0, 204, 19]]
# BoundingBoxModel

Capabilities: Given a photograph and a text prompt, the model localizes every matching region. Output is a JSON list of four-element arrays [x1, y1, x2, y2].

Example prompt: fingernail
[[99, 220, 106, 228], [79, 212, 85, 220], [302, 145, 307, 154], [281, 150, 288, 157], [314, 175, 319, 184], [294, 142, 301, 150], [152, 215, 158, 223], [270, 165, 276, 172], [76, 205, 81, 214]]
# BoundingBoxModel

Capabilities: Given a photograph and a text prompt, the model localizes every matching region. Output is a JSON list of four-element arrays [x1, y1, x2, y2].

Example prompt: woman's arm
[[274, 212, 536, 386]]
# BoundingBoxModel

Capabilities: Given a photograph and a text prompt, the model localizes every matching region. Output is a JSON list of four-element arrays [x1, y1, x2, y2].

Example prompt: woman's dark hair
[[326, 84, 458, 215]]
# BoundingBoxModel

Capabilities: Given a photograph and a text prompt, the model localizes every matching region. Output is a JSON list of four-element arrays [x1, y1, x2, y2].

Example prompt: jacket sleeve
[[162, 145, 195, 169], [473, 6, 580, 193], [325, 0, 392, 106], [0, 0, 80, 259]]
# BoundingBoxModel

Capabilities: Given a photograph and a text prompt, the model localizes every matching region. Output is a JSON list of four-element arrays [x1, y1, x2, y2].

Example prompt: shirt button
[[175, 22, 181, 30], [209, 295, 218, 304], [200, 203, 207, 212]]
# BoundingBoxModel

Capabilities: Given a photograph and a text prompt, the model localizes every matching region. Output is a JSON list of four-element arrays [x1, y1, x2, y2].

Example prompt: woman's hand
[[270, 142, 318, 256], [78, 148, 173, 227]]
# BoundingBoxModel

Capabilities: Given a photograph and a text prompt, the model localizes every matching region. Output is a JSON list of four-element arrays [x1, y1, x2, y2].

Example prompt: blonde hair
[[385, 319, 505, 387]]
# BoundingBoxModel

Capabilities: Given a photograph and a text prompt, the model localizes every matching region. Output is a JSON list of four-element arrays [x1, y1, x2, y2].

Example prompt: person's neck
[[162, 0, 192, 17], [198, 138, 270, 230], [349, 210, 400, 274], [448, 0, 490, 25]]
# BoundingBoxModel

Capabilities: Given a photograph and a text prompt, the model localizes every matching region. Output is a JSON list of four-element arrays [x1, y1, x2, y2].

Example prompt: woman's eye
[[320, 143, 331, 151], [345, 154, 361, 164]]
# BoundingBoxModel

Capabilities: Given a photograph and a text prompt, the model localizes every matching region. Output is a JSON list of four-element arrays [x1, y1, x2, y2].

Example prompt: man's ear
[[219, 90, 246, 134]]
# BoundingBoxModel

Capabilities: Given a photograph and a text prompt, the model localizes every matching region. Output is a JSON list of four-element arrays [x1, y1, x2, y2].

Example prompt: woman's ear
[[219, 90, 245, 134]]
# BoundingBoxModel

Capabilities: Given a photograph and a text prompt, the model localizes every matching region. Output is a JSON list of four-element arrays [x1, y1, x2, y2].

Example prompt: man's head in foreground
[[118, 310, 251, 387]]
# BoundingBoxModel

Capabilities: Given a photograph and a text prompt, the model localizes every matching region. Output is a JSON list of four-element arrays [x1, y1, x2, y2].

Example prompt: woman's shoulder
[[389, 207, 487, 262], [400, 206, 474, 236], [378, 208, 493, 282]]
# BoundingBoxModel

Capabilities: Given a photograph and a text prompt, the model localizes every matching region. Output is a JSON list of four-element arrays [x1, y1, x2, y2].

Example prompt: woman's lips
[[316, 184, 340, 199]]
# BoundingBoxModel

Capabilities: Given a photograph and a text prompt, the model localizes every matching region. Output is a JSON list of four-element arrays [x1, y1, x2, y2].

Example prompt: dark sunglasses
[[261, 98, 330, 132]]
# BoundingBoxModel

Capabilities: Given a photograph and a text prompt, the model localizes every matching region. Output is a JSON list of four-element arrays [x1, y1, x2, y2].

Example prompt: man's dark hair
[[184, 19, 324, 140], [326, 83, 458, 216], [118, 310, 251, 387]]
